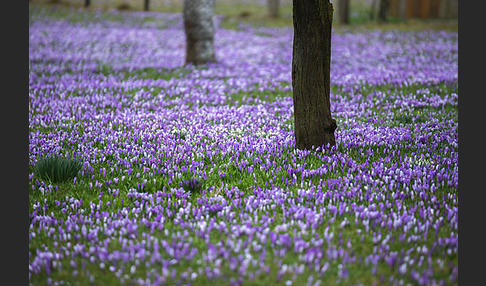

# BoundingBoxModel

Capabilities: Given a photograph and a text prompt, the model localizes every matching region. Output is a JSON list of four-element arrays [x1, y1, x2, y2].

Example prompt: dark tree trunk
[[183, 0, 216, 65], [337, 0, 350, 24], [85, 0, 90, 8], [268, 0, 280, 18], [292, 0, 337, 150], [378, 0, 390, 23], [144, 0, 149, 11]]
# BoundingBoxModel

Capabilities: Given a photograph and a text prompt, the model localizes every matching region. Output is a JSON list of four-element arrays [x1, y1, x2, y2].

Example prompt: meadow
[[29, 3, 458, 285]]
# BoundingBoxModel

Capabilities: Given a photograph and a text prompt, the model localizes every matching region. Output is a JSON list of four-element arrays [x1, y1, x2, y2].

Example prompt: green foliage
[[227, 85, 290, 107], [394, 113, 426, 124], [34, 155, 82, 183], [180, 177, 205, 194]]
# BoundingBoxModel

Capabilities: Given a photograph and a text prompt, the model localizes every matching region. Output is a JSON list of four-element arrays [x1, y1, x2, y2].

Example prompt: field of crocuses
[[29, 5, 458, 286]]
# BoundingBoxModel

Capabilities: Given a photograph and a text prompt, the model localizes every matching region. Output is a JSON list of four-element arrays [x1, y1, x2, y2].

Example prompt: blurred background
[[29, 0, 458, 31]]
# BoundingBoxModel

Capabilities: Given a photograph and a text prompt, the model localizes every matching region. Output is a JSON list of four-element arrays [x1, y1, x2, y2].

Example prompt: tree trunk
[[438, 0, 451, 19], [378, 0, 390, 23], [144, 0, 150, 11], [337, 0, 350, 24], [292, 0, 337, 150], [85, 0, 90, 8], [268, 0, 280, 18], [397, 0, 407, 19], [369, 0, 377, 20], [183, 0, 216, 65]]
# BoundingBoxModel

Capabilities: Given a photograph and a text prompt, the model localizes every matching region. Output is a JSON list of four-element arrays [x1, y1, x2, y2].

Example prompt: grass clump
[[34, 155, 82, 183]]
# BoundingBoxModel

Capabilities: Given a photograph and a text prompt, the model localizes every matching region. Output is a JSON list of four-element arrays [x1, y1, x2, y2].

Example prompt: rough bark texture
[[268, 0, 280, 18], [144, 0, 149, 11], [183, 0, 216, 65], [337, 0, 350, 24], [292, 0, 337, 150]]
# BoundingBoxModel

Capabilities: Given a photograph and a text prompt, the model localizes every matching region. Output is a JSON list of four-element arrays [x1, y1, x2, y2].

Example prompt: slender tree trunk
[[183, 0, 216, 65], [337, 0, 350, 25], [438, 0, 450, 19], [85, 0, 90, 8], [144, 0, 149, 11], [370, 0, 377, 20], [397, 0, 407, 19], [292, 0, 337, 150], [268, 0, 280, 18], [378, 0, 390, 23]]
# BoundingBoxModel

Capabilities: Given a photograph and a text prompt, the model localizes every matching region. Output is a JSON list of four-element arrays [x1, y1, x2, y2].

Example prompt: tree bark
[[378, 0, 390, 23], [268, 0, 280, 18], [438, 0, 451, 19], [144, 0, 150, 11], [183, 0, 216, 65], [337, 0, 350, 25], [292, 0, 337, 150], [397, 0, 407, 19]]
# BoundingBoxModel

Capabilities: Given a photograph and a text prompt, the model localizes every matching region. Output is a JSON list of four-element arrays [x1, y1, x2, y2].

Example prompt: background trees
[[378, 0, 390, 23], [267, 0, 280, 18], [337, 0, 350, 25], [30, 1, 458, 25]]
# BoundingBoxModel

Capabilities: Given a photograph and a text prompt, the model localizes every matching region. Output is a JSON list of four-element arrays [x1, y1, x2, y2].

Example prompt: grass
[[34, 155, 83, 183], [29, 3, 458, 286], [28, 113, 458, 284]]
